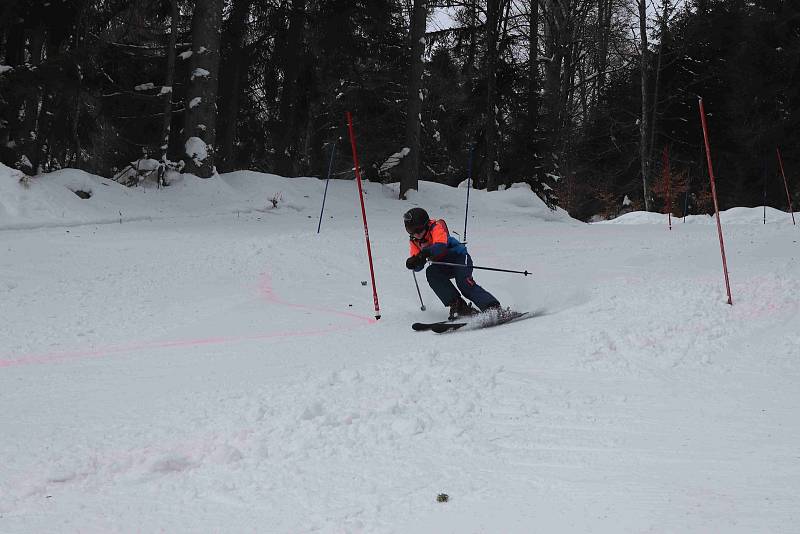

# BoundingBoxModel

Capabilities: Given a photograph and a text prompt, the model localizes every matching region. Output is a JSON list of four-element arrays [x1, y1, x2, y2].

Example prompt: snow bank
[[6, 159, 792, 233], [0, 163, 142, 228], [600, 206, 796, 225], [0, 164, 575, 231]]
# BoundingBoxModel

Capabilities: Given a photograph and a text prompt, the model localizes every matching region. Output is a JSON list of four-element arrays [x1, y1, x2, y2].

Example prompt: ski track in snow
[[4, 351, 504, 518]]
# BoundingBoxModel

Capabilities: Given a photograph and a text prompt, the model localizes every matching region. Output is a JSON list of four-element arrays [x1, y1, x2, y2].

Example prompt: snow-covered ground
[[1, 162, 799, 533]]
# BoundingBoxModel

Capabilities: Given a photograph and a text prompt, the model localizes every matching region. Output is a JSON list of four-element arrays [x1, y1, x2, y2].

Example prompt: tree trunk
[[71, 62, 82, 169], [3, 17, 26, 157], [160, 0, 178, 183], [400, 0, 427, 199], [594, 0, 612, 121], [300, 95, 318, 176], [647, 0, 672, 175], [274, 0, 307, 177], [3, 25, 25, 67], [543, 0, 565, 164], [184, 0, 223, 178], [465, 0, 477, 77], [217, 0, 252, 173], [638, 0, 650, 211], [32, 32, 66, 172], [528, 0, 542, 171], [527, 0, 554, 206], [22, 25, 46, 172], [301, 22, 325, 177], [485, 0, 500, 191], [528, 0, 540, 129], [559, 23, 575, 135]]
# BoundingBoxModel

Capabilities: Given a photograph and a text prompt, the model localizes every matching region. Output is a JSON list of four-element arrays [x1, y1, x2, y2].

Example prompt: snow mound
[[402, 180, 573, 225], [601, 206, 795, 225], [0, 164, 136, 227], [0, 166, 577, 231]]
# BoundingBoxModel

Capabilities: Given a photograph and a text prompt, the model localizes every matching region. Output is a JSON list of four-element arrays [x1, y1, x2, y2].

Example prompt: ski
[[430, 310, 530, 334], [412, 319, 458, 331], [430, 321, 468, 333]]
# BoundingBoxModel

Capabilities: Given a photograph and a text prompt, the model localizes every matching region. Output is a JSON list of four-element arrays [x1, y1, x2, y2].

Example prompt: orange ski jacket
[[408, 219, 468, 264]]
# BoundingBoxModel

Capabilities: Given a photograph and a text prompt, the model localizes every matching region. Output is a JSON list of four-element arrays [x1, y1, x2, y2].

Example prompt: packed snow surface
[[1, 162, 798, 532]]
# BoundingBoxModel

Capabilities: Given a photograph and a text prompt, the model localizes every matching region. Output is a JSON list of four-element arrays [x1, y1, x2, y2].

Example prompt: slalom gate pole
[[464, 145, 475, 241], [762, 163, 768, 225], [698, 97, 733, 305], [317, 141, 337, 233], [428, 261, 531, 276], [346, 112, 381, 319], [663, 145, 672, 230], [683, 190, 689, 222], [683, 168, 691, 223], [412, 271, 425, 311], [776, 146, 796, 225]]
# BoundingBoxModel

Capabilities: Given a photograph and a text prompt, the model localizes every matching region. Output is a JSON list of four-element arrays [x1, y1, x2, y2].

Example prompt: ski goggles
[[406, 223, 428, 237]]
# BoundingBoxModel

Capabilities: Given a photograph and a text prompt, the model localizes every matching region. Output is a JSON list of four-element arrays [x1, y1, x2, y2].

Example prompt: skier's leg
[[455, 256, 501, 311], [425, 264, 459, 306]]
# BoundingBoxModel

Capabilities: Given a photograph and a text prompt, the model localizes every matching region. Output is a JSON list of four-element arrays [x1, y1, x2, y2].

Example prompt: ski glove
[[406, 252, 428, 270]]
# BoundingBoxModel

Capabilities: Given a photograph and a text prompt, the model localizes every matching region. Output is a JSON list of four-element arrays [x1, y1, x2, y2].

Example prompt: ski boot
[[448, 296, 477, 320]]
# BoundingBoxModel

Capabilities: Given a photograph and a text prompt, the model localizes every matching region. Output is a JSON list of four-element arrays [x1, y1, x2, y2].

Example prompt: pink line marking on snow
[[256, 271, 376, 322], [0, 271, 376, 369]]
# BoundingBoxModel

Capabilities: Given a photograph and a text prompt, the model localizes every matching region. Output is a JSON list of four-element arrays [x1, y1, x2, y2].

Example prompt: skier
[[404, 207, 501, 319]]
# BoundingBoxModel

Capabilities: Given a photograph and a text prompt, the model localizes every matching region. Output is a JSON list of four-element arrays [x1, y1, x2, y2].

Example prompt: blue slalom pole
[[463, 145, 475, 241], [317, 141, 337, 233]]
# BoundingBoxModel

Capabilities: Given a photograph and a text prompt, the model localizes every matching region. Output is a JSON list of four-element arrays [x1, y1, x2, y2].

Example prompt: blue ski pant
[[425, 254, 500, 311]]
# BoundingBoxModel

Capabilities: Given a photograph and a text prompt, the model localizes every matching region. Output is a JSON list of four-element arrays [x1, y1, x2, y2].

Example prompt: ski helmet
[[403, 207, 429, 234]]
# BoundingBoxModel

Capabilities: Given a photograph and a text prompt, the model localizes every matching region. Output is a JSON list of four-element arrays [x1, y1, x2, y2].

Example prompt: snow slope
[[1, 162, 799, 533]]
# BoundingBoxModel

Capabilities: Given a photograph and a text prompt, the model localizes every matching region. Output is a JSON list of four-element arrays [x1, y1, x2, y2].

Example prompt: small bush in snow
[[113, 156, 182, 188], [269, 192, 282, 208]]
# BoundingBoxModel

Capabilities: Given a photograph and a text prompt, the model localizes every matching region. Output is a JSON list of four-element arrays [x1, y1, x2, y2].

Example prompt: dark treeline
[[1, 0, 799, 220]]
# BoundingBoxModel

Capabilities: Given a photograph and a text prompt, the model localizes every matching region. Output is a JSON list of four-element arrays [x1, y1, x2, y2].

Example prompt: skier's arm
[[407, 240, 426, 271], [420, 221, 450, 259]]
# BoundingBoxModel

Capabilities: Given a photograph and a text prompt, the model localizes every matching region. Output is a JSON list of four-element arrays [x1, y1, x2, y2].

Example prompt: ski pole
[[428, 261, 531, 276], [412, 271, 426, 310]]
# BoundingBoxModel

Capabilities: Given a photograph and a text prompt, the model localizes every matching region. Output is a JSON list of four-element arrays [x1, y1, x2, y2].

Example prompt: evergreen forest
[[1, 0, 799, 220]]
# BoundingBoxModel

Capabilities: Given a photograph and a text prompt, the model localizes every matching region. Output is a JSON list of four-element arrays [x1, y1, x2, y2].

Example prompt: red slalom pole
[[776, 147, 796, 225], [698, 97, 733, 305], [663, 145, 672, 230], [346, 112, 381, 319]]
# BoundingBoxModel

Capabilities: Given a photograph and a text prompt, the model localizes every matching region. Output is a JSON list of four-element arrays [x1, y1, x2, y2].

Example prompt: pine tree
[[184, 0, 223, 178]]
